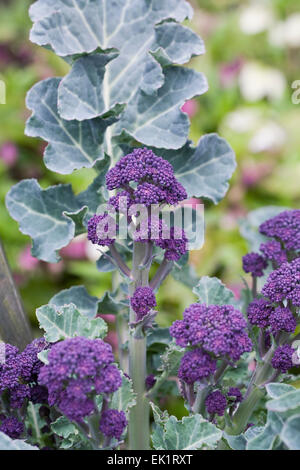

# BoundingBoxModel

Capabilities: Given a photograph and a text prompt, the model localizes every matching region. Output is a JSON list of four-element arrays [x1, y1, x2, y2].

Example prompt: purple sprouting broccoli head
[[99, 409, 128, 441], [205, 391, 227, 417], [39, 336, 122, 422], [87, 213, 117, 247], [259, 209, 300, 252], [178, 348, 217, 384], [259, 240, 287, 267], [269, 307, 297, 334], [130, 286, 156, 321], [227, 387, 243, 404], [247, 298, 274, 329], [0, 338, 48, 409], [170, 303, 252, 361], [242, 252, 267, 277], [145, 374, 156, 390], [0, 416, 24, 439], [105, 148, 187, 206], [271, 345, 296, 373], [262, 258, 300, 307]]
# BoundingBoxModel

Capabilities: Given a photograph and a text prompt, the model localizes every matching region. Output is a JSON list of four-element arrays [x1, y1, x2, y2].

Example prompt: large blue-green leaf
[[58, 53, 122, 121], [6, 159, 108, 262], [280, 415, 300, 450], [0, 432, 38, 450], [6, 180, 80, 263], [158, 134, 236, 203], [116, 67, 208, 149], [193, 276, 235, 306], [151, 22, 205, 66], [50, 286, 99, 319], [152, 414, 222, 450], [30, 0, 192, 56], [29, 1, 207, 154], [25, 78, 112, 174], [36, 303, 107, 342]]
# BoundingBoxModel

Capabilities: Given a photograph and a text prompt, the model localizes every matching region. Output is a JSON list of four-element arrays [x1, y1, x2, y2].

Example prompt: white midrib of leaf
[[41, 97, 95, 165], [28, 402, 41, 440]]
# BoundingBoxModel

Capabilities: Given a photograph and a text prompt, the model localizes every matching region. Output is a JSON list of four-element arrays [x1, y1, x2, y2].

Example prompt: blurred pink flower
[[181, 197, 202, 209], [228, 283, 242, 300], [105, 331, 118, 351], [47, 261, 65, 275], [241, 163, 272, 187], [181, 99, 198, 118], [18, 245, 39, 271], [61, 239, 87, 260], [0, 142, 18, 167], [99, 314, 116, 324], [220, 58, 244, 88], [248, 360, 256, 372]]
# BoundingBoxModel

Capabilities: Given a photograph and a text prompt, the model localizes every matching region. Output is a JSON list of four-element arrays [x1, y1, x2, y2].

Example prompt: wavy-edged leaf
[[6, 161, 108, 262], [58, 53, 120, 121], [116, 67, 208, 149], [30, 0, 193, 56], [266, 389, 300, 413], [152, 414, 222, 450], [50, 286, 99, 319], [151, 22, 205, 66], [36, 303, 107, 342], [193, 276, 235, 306], [110, 374, 136, 414], [25, 78, 112, 174], [6, 180, 79, 263], [0, 432, 38, 450], [158, 134, 236, 203], [280, 414, 300, 450]]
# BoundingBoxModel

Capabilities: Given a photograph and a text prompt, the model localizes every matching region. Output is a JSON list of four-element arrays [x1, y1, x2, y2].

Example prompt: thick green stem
[[225, 346, 276, 436], [128, 242, 150, 450]]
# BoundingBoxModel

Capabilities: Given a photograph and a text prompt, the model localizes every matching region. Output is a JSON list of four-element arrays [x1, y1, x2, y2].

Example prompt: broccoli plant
[[1, 0, 300, 452]]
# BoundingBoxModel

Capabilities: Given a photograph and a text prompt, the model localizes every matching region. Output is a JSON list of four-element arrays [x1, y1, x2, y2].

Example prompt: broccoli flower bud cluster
[[271, 345, 295, 373], [130, 286, 156, 321], [247, 299, 296, 334], [38, 337, 122, 423], [170, 303, 252, 361], [0, 339, 48, 410], [204, 388, 243, 417], [0, 416, 24, 439], [87, 148, 188, 261], [259, 209, 300, 252], [178, 348, 217, 384], [242, 252, 267, 277], [262, 258, 300, 307], [99, 409, 127, 441]]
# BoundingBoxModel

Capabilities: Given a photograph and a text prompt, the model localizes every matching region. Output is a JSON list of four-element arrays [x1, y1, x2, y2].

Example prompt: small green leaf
[[0, 432, 38, 450], [280, 414, 300, 450], [25, 403, 48, 446], [51, 416, 79, 440], [158, 342, 184, 375], [50, 286, 99, 319], [193, 276, 235, 305], [36, 303, 107, 342], [152, 414, 222, 450], [110, 374, 136, 414]]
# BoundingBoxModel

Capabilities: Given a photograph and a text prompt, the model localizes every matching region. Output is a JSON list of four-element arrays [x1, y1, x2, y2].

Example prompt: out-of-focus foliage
[[0, 0, 299, 418]]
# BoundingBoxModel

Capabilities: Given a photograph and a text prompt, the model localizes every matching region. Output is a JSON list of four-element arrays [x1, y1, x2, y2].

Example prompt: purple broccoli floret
[[178, 348, 217, 384], [262, 258, 300, 306], [99, 409, 128, 440], [39, 337, 121, 422], [0, 416, 24, 439], [259, 210, 300, 252], [271, 345, 295, 373], [130, 286, 156, 320], [242, 252, 267, 277], [170, 303, 252, 361], [205, 391, 227, 416]]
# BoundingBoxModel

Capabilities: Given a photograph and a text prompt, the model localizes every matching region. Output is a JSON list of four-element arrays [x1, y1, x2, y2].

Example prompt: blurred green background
[[0, 0, 299, 340]]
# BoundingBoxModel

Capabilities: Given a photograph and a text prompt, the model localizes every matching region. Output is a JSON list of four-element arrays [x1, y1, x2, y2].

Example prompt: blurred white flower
[[239, 62, 286, 101], [239, 3, 274, 35], [224, 108, 259, 133], [269, 14, 300, 48], [86, 241, 102, 262], [249, 122, 286, 153]]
